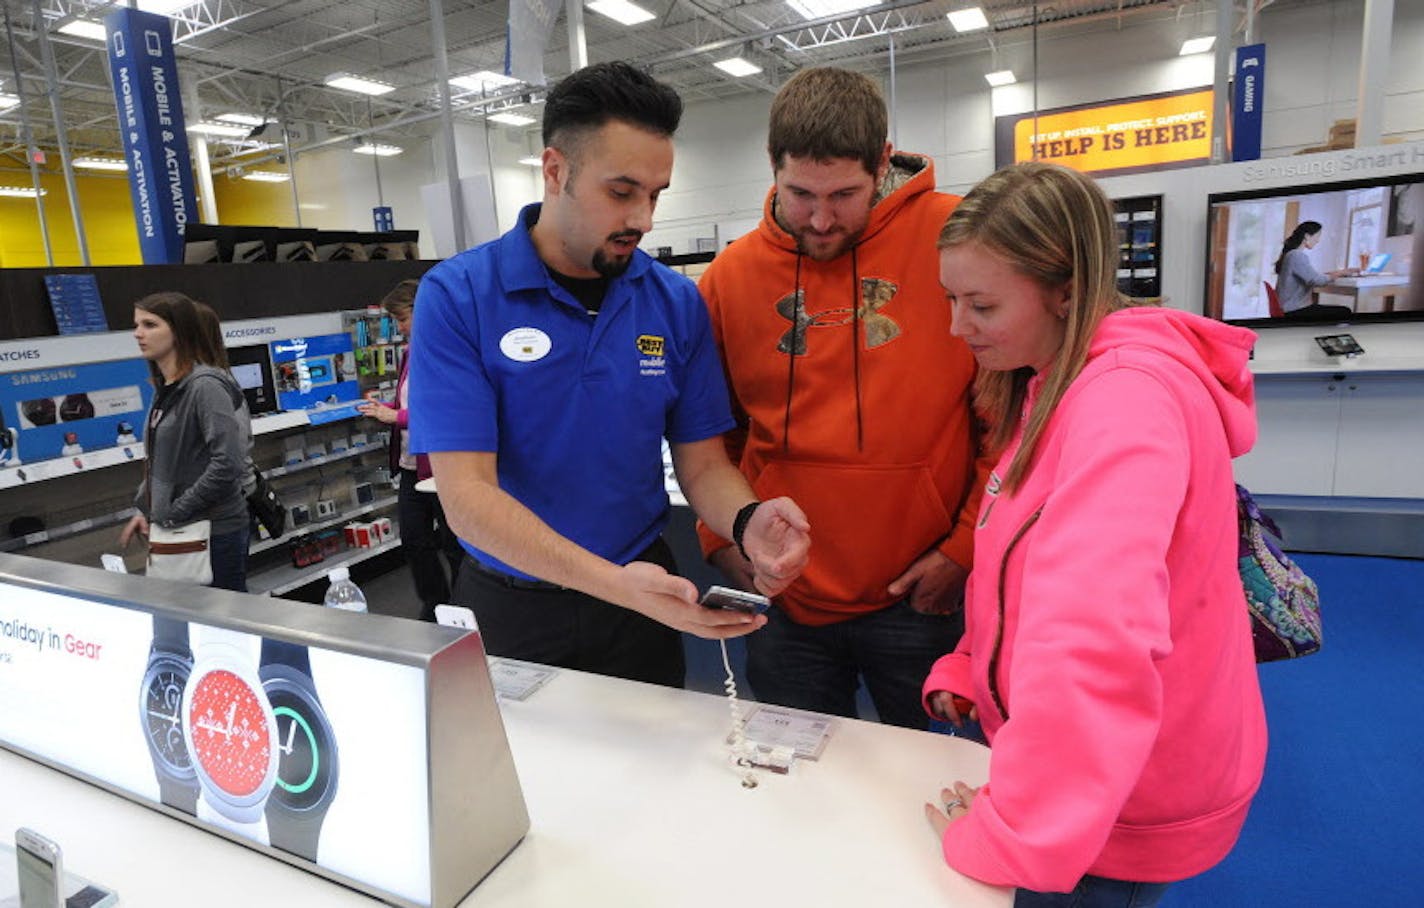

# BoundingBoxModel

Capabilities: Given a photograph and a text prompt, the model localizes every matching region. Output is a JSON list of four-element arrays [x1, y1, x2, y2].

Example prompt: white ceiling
[[0, 0, 1287, 169]]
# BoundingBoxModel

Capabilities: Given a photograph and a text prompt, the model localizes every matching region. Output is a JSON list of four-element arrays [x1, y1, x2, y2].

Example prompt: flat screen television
[[1204, 173, 1423, 326], [227, 343, 279, 417]]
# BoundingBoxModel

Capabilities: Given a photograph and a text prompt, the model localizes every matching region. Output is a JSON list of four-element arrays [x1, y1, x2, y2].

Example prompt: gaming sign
[[995, 87, 1215, 177]]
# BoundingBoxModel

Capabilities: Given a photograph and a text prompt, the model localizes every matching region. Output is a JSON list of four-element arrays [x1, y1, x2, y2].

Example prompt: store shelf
[[249, 495, 397, 554], [0, 443, 144, 491], [249, 527, 403, 597], [262, 442, 384, 480], [0, 505, 137, 553], [251, 405, 369, 437]]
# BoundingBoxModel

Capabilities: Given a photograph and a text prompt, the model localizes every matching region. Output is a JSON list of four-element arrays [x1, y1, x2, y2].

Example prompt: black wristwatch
[[732, 501, 761, 560], [260, 638, 340, 862], [138, 616, 199, 814]]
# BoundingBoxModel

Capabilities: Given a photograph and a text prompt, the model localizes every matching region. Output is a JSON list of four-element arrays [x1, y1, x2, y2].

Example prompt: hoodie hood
[[1088, 307, 1258, 457], [761, 152, 937, 251]]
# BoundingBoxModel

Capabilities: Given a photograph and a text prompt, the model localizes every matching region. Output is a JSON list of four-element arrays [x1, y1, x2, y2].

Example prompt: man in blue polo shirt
[[408, 62, 811, 687]]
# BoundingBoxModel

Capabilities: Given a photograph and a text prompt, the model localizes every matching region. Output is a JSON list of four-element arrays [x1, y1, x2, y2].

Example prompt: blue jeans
[[745, 599, 963, 729], [1015, 876, 1169, 908], [209, 525, 250, 593]]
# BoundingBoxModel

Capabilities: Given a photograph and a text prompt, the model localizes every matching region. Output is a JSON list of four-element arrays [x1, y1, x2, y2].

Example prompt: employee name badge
[[500, 328, 552, 363]]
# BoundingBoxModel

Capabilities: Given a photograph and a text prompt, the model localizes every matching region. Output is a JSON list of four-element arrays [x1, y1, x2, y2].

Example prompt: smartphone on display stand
[[14, 829, 60, 908], [9, 829, 118, 908], [699, 585, 771, 615]]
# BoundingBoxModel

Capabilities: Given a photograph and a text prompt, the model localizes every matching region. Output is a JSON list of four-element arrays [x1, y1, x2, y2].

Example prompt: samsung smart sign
[[0, 583, 433, 905]]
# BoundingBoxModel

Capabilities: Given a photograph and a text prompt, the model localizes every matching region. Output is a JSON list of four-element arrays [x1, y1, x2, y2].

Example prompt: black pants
[[397, 469, 464, 622], [450, 536, 685, 688]]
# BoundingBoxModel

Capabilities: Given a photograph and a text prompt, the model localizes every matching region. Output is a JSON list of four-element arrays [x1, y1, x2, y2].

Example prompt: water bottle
[[323, 567, 368, 613]]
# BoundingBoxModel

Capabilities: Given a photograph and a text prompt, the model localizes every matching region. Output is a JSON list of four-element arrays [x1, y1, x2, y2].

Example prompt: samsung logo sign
[[0, 349, 42, 362], [225, 326, 278, 339]]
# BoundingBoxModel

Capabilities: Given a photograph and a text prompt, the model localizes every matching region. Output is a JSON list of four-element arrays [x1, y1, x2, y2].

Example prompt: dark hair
[[541, 61, 682, 162], [193, 300, 229, 370], [1274, 220, 1323, 275], [134, 292, 223, 382], [769, 67, 887, 175], [380, 278, 420, 318]]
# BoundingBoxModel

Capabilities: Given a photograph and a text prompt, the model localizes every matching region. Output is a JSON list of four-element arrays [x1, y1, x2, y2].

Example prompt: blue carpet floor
[[1165, 553, 1424, 906], [685, 553, 1424, 904]]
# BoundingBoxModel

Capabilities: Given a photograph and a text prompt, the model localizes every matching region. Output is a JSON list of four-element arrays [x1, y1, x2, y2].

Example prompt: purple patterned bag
[[1237, 485, 1323, 662]]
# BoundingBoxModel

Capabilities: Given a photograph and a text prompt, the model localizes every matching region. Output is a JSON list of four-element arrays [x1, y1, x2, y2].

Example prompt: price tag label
[[488, 658, 558, 702], [741, 705, 834, 760]]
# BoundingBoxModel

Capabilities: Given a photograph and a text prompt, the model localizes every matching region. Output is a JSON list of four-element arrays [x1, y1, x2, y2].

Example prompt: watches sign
[[995, 87, 1215, 177], [0, 582, 433, 905]]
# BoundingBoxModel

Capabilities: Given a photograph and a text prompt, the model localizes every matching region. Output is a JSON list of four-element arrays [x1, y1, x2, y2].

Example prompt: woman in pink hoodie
[[921, 162, 1267, 907]]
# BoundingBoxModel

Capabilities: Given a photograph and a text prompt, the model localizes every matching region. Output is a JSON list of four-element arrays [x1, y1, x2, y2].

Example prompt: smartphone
[[699, 585, 770, 615], [12, 829, 119, 908], [15, 828, 62, 908]]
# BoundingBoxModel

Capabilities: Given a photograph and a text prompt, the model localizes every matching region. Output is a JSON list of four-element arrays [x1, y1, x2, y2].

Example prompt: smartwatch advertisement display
[[0, 584, 433, 905], [0, 360, 151, 465], [269, 334, 361, 413]]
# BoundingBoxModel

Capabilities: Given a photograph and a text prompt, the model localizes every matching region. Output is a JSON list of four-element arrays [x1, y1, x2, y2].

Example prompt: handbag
[[1237, 485, 1322, 662], [247, 467, 287, 538], [148, 519, 214, 586]]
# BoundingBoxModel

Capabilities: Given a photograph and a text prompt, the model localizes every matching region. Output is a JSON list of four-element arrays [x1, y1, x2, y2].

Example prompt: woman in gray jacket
[[119, 293, 253, 591]]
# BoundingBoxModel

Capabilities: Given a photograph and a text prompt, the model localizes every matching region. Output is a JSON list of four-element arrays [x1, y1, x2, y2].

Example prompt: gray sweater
[[136, 365, 253, 535], [1277, 248, 1330, 312]]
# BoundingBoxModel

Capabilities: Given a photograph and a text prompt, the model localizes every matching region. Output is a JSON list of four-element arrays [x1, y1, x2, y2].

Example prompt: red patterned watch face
[[188, 669, 273, 797]]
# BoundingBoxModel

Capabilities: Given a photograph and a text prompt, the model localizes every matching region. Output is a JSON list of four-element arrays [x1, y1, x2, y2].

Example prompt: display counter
[[0, 557, 1010, 907]]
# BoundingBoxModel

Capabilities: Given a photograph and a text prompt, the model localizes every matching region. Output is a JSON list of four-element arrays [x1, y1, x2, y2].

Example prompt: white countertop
[[1, 662, 1010, 908]]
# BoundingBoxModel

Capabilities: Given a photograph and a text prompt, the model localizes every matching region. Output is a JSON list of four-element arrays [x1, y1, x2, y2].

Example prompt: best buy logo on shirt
[[636, 335, 665, 357]]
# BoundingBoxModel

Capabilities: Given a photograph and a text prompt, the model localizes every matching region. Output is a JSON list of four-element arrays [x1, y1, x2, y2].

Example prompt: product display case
[[1114, 194, 1164, 300]]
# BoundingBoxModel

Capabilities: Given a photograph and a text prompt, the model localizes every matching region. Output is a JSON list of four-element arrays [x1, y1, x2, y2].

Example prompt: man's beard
[[793, 227, 861, 262], [591, 232, 642, 277]]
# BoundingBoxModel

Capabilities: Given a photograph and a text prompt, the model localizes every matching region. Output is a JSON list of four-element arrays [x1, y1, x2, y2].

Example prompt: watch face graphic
[[182, 650, 279, 822], [140, 657, 193, 777], [265, 678, 338, 812]]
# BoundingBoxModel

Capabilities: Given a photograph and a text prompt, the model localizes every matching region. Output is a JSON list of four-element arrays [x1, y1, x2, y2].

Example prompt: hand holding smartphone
[[699, 585, 771, 615]]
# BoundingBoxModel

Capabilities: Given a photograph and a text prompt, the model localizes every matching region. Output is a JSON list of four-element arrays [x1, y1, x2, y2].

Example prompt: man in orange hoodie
[[697, 67, 987, 729]]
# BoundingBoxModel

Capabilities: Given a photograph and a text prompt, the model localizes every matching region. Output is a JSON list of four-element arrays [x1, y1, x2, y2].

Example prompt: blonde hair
[[380, 278, 420, 318], [939, 162, 1133, 492]]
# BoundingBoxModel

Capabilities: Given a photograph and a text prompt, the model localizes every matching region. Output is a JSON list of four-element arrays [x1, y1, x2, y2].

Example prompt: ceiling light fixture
[[56, 20, 108, 41], [518, 156, 544, 167], [138, 1, 199, 14], [324, 73, 396, 96], [451, 70, 520, 93], [0, 186, 46, 198], [215, 112, 267, 127], [787, 0, 880, 22], [1180, 36, 1216, 56], [0, 93, 19, 112], [488, 111, 537, 127], [714, 57, 763, 78], [74, 157, 129, 171], [947, 7, 989, 33], [587, 0, 657, 26], [984, 70, 1017, 87], [187, 121, 253, 139], [353, 143, 403, 157], [241, 171, 291, 183]]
